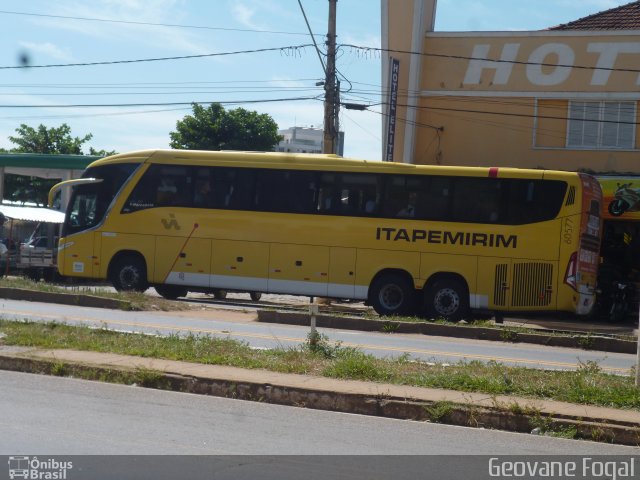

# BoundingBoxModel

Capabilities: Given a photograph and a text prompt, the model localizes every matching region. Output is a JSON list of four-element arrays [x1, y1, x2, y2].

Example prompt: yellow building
[[382, 1, 640, 173]]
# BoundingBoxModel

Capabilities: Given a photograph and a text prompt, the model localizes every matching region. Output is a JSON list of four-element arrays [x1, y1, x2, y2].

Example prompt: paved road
[[0, 298, 634, 373], [1, 370, 637, 455]]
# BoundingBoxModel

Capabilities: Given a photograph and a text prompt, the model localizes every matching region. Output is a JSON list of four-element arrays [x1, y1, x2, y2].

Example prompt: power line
[[340, 43, 640, 75], [371, 99, 640, 127], [0, 88, 324, 97], [0, 45, 313, 70], [297, 0, 326, 75], [0, 79, 322, 88], [0, 106, 193, 121], [0, 96, 321, 109], [0, 9, 317, 37]]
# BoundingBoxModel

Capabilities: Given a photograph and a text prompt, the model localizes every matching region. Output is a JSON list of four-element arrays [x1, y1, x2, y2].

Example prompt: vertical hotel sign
[[385, 58, 400, 162]]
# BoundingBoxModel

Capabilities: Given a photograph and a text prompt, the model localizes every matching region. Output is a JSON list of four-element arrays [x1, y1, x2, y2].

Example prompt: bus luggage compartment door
[[268, 244, 330, 297], [155, 236, 211, 287], [328, 247, 356, 299], [210, 240, 269, 292]]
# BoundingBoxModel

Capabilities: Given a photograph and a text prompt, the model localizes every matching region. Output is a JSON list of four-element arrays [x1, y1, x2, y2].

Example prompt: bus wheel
[[213, 289, 227, 300], [370, 273, 415, 316], [155, 285, 188, 300], [111, 256, 148, 292], [249, 292, 262, 301], [425, 277, 469, 321]]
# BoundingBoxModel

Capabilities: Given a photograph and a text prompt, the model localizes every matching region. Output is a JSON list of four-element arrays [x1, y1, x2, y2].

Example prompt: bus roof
[[84, 149, 579, 180]]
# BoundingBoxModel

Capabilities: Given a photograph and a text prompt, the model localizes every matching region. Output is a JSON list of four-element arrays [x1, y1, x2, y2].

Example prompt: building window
[[567, 101, 636, 149]]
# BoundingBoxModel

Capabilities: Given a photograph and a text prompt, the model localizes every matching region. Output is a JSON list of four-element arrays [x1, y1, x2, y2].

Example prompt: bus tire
[[213, 289, 227, 300], [111, 256, 148, 292], [424, 277, 469, 321], [249, 292, 262, 302], [369, 273, 415, 316], [155, 285, 188, 300]]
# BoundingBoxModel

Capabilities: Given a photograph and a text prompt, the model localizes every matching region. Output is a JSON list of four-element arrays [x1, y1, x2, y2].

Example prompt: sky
[[0, 0, 632, 160]]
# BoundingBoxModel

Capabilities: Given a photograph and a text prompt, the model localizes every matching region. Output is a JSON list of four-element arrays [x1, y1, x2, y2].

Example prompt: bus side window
[[290, 171, 318, 214], [226, 169, 256, 210], [210, 168, 230, 209], [156, 178, 178, 205], [157, 169, 191, 207], [318, 173, 338, 213], [381, 176, 405, 218], [452, 178, 501, 224], [123, 165, 160, 212], [419, 177, 450, 220]]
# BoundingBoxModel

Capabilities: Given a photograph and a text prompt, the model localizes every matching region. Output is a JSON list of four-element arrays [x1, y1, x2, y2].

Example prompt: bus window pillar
[[0, 167, 5, 203], [60, 170, 74, 212]]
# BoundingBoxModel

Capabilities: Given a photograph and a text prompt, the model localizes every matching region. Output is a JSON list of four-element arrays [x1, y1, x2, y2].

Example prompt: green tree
[[169, 103, 282, 151], [9, 124, 92, 154], [5, 123, 116, 205]]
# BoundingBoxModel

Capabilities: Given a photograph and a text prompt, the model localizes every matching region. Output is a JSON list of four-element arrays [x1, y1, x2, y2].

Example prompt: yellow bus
[[51, 149, 602, 320]]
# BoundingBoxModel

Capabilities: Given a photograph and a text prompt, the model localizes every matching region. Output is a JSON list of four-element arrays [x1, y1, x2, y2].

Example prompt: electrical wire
[[0, 79, 322, 88], [341, 43, 640, 75], [297, 0, 326, 75], [0, 9, 317, 37], [0, 45, 313, 70], [0, 95, 322, 109]]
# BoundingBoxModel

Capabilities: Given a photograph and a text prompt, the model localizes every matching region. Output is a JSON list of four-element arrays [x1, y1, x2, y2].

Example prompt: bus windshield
[[63, 163, 138, 236]]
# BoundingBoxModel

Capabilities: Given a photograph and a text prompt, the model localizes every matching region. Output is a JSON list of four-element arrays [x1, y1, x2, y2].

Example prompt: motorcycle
[[608, 182, 640, 217], [608, 280, 635, 323], [593, 263, 636, 323]]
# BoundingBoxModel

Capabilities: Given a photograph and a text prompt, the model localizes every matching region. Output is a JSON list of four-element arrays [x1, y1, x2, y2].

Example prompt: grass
[[367, 313, 636, 343], [1, 276, 636, 344], [1, 319, 639, 411], [0, 276, 191, 311]]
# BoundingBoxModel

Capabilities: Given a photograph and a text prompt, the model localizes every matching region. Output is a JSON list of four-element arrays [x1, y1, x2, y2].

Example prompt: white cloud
[[269, 76, 308, 88], [18, 42, 75, 62], [231, 3, 260, 29], [25, 0, 213, 56]]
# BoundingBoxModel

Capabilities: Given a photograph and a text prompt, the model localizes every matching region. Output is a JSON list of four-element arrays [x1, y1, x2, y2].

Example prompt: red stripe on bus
[[489, 167, 499, 178]]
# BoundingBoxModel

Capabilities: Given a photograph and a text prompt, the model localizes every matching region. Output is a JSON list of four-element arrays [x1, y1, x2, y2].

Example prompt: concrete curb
[[0, 286, 633, 354], [0, 287, 132, 310], [0, 348, 638, 446], [258, 310, 637, 354]]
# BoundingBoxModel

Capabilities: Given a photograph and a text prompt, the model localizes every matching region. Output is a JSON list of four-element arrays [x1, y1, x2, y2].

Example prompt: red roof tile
[[550, 1, 640, 30]]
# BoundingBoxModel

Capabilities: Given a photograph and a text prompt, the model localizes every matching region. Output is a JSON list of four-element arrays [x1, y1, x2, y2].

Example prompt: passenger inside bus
[[397, 192, 417, 218], [194, 178, 212, 206]]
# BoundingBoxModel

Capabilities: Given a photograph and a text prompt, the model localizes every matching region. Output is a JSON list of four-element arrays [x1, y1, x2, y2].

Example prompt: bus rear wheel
[[155, 285, 188, 300], [111, 256, 148, 292], [249, 292, 262, 301], [212, 289, 227, 300], [370, 273, 415, 316], [424, 277, 469, 321]]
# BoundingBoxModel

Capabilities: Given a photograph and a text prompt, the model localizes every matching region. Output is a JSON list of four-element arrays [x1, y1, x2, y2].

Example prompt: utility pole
[[323, 0, 339, 154]]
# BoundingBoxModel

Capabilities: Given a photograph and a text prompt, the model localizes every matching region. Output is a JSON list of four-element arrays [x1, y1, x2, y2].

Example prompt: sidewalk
[[0, 345, 638, 446]]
